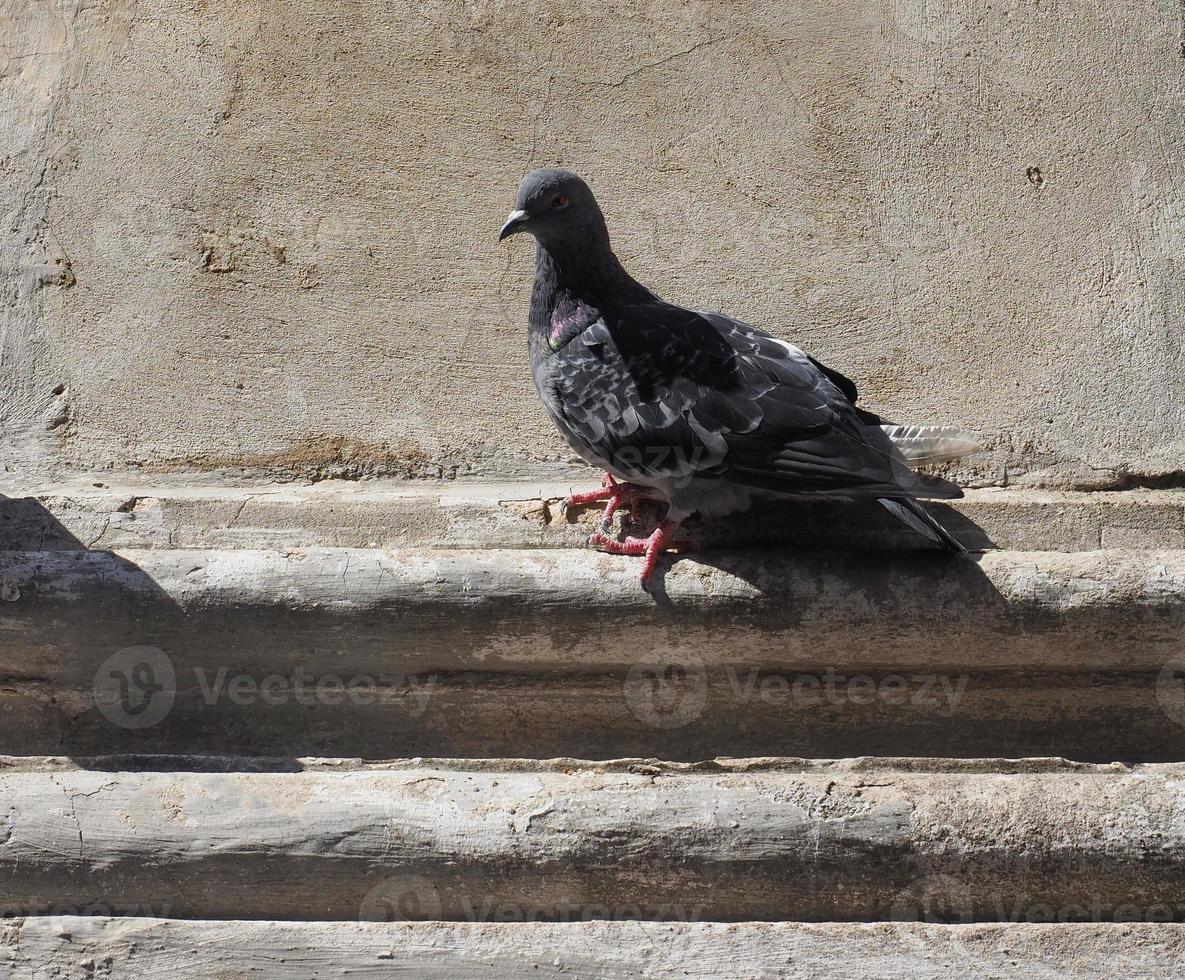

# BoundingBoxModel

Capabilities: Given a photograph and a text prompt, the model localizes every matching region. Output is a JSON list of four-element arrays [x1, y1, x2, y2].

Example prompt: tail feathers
[[878, 497, 966, 553], [912, 475, 965, 501], [877, 425, 982, 464]]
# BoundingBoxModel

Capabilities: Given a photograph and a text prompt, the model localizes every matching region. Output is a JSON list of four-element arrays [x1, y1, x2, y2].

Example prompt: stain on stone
[[50, 256, 75, 287], [44, 384, 72, 432], [402, 776, 447, 800], [1026, 166, 1045, 188], [201, 247, 236, 273], [297, 264, 321, 289], [162, 434, 475, 482], [500, 498, 551, 524]]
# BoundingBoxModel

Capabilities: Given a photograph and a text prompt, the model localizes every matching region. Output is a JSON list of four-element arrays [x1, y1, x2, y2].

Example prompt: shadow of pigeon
[[0, 493, 306, 773]]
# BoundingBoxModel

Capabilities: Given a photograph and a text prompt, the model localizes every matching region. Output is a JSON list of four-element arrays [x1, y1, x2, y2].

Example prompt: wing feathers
[[878, 497, 966, 552], [877, 425, 982, 464], [541, 302, 972, 501]]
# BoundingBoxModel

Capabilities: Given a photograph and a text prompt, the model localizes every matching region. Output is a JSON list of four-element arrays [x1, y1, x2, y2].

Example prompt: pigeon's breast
[[530, 350, 609, 468], [546, 296, 602, 353]]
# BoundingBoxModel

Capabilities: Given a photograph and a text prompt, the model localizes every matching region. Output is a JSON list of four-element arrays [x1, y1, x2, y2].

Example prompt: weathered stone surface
[[5, 667, 1183, 763], [5, 480, 1185, 553], [2, 485, 1184, 759], [3, 546, 1182, 678], [2, 542, 1182, 758], [0, 759, 1183, 922], [4, 917, 1184, 979], [3, 2, 1184, 488]]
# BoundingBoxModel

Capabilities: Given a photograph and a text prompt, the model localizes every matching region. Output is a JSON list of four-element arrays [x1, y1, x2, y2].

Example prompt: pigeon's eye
[[551, 193, 568, 209]]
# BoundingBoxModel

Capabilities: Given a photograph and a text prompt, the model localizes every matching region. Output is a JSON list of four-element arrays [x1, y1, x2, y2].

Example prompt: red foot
[[562, 473, 618, 509], [589, 519, 681, 588], [561, 474, 650, 531]]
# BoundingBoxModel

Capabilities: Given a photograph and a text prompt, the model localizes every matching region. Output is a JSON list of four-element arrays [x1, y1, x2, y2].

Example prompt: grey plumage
[[500, 168, 979, 568]]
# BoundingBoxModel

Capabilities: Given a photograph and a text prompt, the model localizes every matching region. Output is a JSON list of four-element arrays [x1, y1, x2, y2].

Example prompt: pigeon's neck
[[528, 239, 652, 360]]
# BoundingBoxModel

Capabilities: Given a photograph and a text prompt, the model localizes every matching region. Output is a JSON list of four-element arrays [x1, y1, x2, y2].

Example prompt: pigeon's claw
[[559, 473, 618, 517], [588, 519, 681, 588], [562, 474, 655, 532], [560, 485, 615, 513], [596, 480, 649, 533]]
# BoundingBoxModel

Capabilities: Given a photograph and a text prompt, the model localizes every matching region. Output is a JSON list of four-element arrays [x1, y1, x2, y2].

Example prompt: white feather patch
[[879, 425, 982, 463]]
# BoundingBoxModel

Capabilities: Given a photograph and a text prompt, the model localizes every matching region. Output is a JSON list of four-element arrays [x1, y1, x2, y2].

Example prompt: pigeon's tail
[[877, 497, 966, 553], [876, 425, 982, 465]]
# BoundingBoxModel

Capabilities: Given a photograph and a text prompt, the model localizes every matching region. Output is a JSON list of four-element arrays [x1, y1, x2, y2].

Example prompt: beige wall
[[3, 0, 1183, 488]]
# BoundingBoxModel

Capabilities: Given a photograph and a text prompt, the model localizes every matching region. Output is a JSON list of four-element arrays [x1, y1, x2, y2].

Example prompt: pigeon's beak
[[498, 208, 529, 241]]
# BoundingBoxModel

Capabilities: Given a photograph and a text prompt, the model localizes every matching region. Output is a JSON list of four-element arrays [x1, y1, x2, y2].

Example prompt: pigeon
[[499, 168, 980, 587]]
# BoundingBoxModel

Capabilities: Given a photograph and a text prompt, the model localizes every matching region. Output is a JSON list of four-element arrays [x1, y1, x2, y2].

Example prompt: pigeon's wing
[[539, 305, 742, 482], [804, 350, 885, 424], [541, 302, 903, 493], [696, 312, 902, 492], [807, 354, 858, 405]]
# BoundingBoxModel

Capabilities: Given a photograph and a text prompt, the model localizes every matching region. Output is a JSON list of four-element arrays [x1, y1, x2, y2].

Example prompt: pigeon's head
[[498, 169, 607, 248]]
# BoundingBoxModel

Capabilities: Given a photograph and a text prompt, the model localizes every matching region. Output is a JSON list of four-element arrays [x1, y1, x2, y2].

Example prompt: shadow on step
[[3, 493, 1183, 766], [3, 668, 1184, 765], [0, 494, 310, 773], [630, 496, 999, 559]]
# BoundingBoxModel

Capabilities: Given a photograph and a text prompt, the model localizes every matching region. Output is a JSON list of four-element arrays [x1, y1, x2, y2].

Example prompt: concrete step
[[1, 757, 1183, 923], [6, 546, 1182, 674], [3, 917, 1182, 978], [7, 666, 1183, 762], [3, 480, 1185, 953], [5, 479, 1185, 553], [3, 544, 1183, 759]]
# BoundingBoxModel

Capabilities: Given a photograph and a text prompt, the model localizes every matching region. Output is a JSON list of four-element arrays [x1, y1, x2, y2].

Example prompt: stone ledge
[[0, 755, 1153, 775], [3, 918, 1183, 978], [3, 547, 1182, 674], [1, 761, 1184, 921], [5, 545, 1182, 759], [3, 666, 1183, 762], [3, 480, 1184, 552]]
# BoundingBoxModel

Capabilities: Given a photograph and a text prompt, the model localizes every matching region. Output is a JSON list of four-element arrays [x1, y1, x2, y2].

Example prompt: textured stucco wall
[[2, 0, 1183, 487]]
